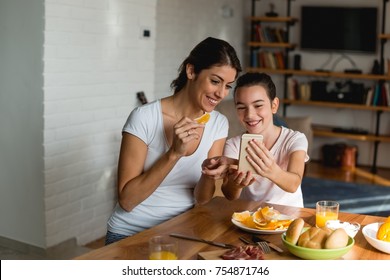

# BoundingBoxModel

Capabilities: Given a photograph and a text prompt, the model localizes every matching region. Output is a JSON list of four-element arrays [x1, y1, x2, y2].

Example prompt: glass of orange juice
[[316, 200, 339, 228], [149, 235, 178, 260]]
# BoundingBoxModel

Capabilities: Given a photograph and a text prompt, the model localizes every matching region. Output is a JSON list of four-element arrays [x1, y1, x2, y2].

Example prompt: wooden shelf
[[247, 67, 390, 81], [379, 33, 390, 39], [313, 129, 390, 143], [280, 99, 390, 112], [248, 41, 296, 48], [305, 161, 390, 187], [250, 16, 297, 23]]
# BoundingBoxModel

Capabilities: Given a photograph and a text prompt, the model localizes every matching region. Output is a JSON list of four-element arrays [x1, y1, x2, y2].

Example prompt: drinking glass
[[149, 235, 178, 260], [316, 200, 339, 228]]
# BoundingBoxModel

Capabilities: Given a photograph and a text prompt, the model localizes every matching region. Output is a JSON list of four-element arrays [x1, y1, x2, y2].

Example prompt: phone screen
[[238, 133, 264, 174]]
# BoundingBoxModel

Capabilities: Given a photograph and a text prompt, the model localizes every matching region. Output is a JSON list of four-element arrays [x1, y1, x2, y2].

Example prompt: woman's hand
[[170, 117, 205, 157], [201, 156, 237, 180]]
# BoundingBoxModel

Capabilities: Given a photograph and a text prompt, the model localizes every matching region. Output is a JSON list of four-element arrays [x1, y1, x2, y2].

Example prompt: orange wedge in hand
[[194, 112, 210, 124]]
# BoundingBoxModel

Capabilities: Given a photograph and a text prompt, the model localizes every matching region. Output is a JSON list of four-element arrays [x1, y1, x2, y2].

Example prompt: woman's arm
[[194, 138, 227, 205], [118, 117, 204, 212], [117, 134, 181, 212]]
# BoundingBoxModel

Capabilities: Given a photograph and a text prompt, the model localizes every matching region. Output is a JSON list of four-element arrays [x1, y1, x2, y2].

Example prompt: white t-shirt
[[107, 100, 229, 236], [224, 126, 309, 207]]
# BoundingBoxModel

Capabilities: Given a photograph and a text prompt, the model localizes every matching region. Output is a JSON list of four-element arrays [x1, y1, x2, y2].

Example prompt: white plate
[[231, 214, 294, 235], [362, 222, 390, 254]]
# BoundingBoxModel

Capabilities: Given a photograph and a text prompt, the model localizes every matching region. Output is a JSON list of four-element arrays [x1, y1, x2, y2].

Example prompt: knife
[[170, 233, 236, 249], [252, 235, 284, 253]]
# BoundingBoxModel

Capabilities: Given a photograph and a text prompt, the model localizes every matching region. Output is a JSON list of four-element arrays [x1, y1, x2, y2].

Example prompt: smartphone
[[238, 133, 264, 174]]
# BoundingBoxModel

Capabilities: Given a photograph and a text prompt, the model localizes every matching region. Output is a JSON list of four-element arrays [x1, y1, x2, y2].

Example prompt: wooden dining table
[[75, 196, 390, 260]]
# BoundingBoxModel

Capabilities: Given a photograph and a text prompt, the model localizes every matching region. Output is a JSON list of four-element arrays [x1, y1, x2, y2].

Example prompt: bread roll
[[285, 218, 304, 245], [297, 227, 329, 249], [321, 226, 334, 236], [324, 228, 349, 249]]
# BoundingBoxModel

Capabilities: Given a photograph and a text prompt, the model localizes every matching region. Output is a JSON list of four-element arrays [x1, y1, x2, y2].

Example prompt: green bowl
[[281, 232, 354, 260]]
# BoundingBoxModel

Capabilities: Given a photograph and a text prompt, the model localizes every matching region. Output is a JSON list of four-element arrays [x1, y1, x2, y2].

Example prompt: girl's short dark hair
[[170, 37, 242, 93], [234, 72, 276, 100]]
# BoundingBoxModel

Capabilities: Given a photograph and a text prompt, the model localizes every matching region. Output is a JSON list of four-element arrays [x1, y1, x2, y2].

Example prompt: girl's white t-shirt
[[224, 126, 309, 207]]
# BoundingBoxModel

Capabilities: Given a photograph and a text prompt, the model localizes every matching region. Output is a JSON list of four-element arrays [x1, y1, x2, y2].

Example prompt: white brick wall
[[42, 0, 245, 247], [154, 0, 245, 99], [43, 0, 157, 246]]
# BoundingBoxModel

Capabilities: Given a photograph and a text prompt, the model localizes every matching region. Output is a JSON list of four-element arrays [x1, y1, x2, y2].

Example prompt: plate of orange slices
[[231, 206, 294, 234]]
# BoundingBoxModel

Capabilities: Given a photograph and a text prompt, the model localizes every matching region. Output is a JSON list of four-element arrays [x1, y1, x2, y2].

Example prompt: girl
[[215, 72, 309, 207]]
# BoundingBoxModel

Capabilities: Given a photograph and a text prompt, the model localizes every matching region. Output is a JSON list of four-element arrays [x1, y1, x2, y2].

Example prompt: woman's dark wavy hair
[[170, 37, 242, 93], [234, 72, 276, 101]]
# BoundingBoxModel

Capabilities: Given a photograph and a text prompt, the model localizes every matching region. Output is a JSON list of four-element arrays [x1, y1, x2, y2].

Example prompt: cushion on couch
[[283, 116, 313, 155]]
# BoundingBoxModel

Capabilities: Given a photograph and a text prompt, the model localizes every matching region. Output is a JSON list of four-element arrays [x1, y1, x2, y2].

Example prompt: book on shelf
[[274, 28, 286, 43], [252, 24, 286, 43], [367, 82, 390, 106], [287, 77, 299, 100], [372, 84, 380, 106], [387, 58, 390, 77], [267, 52, 277, 69], [299, 83, 311, 101], [274, 51, 285, 69], [263, 26, 273, 42], [380, 82, 389, 106], [252, 50, 285, 69], [253, 23, 265, 42], [384, 82, 390, 106], [365, 87, 374, 106]]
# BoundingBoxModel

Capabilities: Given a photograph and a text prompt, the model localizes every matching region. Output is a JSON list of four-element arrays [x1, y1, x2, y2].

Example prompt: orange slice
[[377, 222, 390, 242], [254, 219, 292, 230], [252, 208, 264, 221], [242, 216, 257, 228], [260, 206, 280, 221], [252, 208, 267, 226], [194, 112, 210, 124], [232, 210, 251, 223], [233, 206, 291, 231]]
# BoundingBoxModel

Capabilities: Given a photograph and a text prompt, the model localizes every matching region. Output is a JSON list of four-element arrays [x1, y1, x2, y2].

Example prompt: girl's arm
[[246, 141, 306, 193]]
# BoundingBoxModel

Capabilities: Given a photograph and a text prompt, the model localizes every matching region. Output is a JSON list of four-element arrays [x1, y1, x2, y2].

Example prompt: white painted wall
[[0, 0, 46, 248], [154, 0, 245, 100], [43, 0, 157, 247]]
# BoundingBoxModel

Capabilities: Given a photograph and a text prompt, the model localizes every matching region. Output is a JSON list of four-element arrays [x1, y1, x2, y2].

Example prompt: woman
[[204, 72, 309, 207], [105, 37, 242, 245]]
